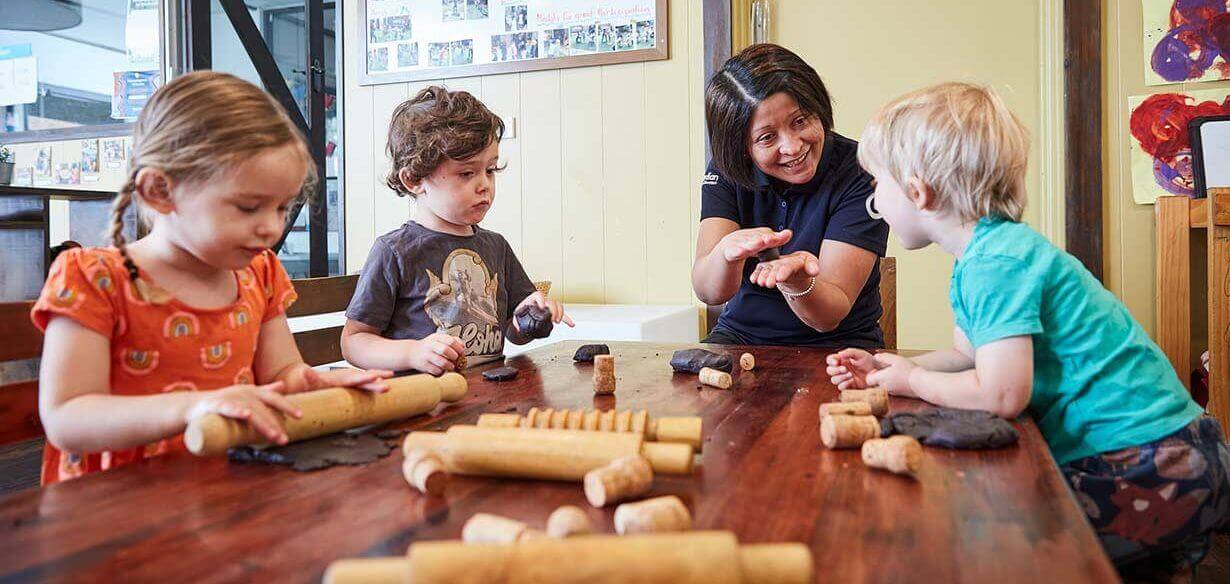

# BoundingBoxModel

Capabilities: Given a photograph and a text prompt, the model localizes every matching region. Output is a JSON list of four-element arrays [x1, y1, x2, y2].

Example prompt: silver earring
[[865, 194, 883, 220]]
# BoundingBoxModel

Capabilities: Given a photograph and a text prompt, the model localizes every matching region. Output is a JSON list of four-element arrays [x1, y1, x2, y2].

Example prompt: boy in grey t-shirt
[[342, 87, 572, 375]]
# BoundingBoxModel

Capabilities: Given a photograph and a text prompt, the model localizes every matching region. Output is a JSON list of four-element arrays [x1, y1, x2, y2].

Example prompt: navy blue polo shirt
[[700, 131, 888, 348]]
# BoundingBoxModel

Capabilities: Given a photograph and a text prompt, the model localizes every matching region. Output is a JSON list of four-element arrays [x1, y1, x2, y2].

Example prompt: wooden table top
[[0, 341, 1118, 583]]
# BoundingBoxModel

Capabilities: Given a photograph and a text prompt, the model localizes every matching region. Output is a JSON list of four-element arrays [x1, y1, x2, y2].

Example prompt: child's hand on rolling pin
[[301, 367, 395, 393], [825, 348, 877, 389], [748, 250, 821, 292], [184, 382, 301, 445], [866, 353, 919, 399], [719, 228, 793, 263], [513, 291, 576, 330], [407, 333, 466, 376]]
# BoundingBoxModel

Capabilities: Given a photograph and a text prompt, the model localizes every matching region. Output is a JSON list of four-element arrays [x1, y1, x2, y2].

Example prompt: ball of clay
[[670, 348, 733, 374], [515, 304, 554, 339], [573, 344, 611, 362]]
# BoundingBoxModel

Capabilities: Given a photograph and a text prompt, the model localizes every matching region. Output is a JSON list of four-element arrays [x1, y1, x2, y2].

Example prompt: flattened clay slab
[[670, 348, 733, 374], [482, 366, 519, 381], [573, 344, 610, 362], [228, 433, 396, 472], [882, 407, 1019, 449], [515, 304, 554, 339]]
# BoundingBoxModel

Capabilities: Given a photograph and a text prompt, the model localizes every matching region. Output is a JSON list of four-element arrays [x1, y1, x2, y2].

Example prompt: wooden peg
[[462, 513, 533, 544]]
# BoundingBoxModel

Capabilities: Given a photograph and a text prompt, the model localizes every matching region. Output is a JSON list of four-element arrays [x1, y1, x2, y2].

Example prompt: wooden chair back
[[0, 301, 44, 446], [287, 275, 358, 367], [703, 257, 898, 351]]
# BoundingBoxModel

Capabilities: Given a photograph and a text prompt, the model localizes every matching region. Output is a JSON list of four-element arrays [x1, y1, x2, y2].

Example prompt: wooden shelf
[[0, 220, 44, 230], [0, 185, 113, 201]]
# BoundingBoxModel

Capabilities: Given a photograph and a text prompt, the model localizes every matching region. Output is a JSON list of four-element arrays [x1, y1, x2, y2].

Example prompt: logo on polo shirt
[[701, 173, 720, 186]]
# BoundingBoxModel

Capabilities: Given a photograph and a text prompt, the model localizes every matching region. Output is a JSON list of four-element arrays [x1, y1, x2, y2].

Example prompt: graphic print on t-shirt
[[424, 248, 503, 356]]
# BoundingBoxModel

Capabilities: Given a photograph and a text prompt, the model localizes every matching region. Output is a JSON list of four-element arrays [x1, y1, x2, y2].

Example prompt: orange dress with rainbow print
[[31, 247, 297, 485]]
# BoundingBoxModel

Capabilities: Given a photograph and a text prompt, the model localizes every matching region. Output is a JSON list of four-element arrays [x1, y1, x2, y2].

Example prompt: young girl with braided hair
[[31, 71, 391, 485]]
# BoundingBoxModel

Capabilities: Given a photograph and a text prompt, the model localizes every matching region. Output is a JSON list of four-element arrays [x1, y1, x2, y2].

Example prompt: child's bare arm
[[254, 315, 391, 393], [39, 316, 296, 452], [340, 319, 463, 375], [909, 327, 977, 372], [869, 335, 1033, 419]]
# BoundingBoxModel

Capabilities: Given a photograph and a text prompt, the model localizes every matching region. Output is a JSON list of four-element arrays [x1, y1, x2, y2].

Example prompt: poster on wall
[[1142, 0, 1230, 85], [102, 138, 127, 170], [1128, 89, 1230, 203], [80, 140, 100, 183], [361, 0, 666, 85], [0, 44, 37, 107], [112, 70, 161, 120], [33, 146, 51, 186]]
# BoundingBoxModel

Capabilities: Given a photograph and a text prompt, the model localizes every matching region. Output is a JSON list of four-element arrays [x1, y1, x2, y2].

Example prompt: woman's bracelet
[[780, 277, 815, 299]]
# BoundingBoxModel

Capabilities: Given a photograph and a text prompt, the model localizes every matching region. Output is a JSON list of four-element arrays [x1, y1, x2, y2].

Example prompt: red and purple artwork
[[1129, 92, 1230, 199], [1145, 0, 1230, 84]]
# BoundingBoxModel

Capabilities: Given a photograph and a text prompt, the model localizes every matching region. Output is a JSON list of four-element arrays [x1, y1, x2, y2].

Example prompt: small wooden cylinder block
[[584, 455, 653, 507], [698, 367, 732, 389], [819, 415, 881, 449], [402, 448, 447, 496], [593, 355, 616, 395], [614, 495, 692, 535], [861, 435, 923, 475], [739, 353, 755, 371], [839, 387, 889, 416], [546, 505, 593, 538], [818, 401, 872, 418], [462, 513, 532, 544]]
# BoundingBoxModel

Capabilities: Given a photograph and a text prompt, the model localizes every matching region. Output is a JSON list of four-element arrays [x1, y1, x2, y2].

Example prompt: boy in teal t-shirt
[[829, 82, 1230, 578]]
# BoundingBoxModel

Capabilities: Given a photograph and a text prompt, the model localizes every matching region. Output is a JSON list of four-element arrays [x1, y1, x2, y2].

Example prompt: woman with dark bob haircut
[[693, 44, 888, 348]]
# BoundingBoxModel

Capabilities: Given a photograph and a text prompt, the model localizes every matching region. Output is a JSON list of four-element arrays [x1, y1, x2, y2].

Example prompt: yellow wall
[[1104, 0, 1230, 343], [771, 0, 1050, 350], [341, 0, 708, 314]]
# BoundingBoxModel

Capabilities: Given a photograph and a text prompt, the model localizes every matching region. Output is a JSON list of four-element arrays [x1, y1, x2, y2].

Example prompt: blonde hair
[[112, 71, 315, 280], [857, 82, 1028, 223]]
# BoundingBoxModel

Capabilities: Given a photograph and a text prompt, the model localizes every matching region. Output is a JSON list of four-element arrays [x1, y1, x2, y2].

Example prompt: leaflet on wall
[[112, 71, 161, 120], [126, 0, 161, 71], [0, 44, 37, 107]]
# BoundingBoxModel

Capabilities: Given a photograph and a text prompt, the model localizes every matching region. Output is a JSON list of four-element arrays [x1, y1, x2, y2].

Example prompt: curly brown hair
[[385, 86, 505, 197]]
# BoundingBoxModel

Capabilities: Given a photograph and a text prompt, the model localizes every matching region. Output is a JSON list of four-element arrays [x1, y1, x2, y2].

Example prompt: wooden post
[[1208, 189, 1230, 437], [1156, 195, 1192, 389]]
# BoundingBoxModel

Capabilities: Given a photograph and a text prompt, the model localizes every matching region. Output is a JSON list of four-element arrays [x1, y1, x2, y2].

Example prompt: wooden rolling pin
[[323, 531, 813, 584], [185, 373, 467, 456], [402, 425, 694, 481], [476, 408, 704, 451]]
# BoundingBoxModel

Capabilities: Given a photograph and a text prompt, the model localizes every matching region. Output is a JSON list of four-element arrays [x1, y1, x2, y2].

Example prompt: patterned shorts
[[1063, 416, 1230, 577]]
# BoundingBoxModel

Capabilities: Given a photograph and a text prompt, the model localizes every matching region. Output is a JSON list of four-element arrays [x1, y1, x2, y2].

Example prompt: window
[[207, 0, 343, 277], [0, 0, 164, 138]]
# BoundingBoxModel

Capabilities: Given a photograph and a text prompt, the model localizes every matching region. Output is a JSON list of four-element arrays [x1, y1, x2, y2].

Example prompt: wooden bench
[[286, 274, 357, 367], [704, 256, 898, 350], [0, 300, 45, 494]]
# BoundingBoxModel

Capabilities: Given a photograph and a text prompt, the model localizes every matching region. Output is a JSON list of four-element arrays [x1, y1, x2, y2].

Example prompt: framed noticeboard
[[360, 0, 668, 85]]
